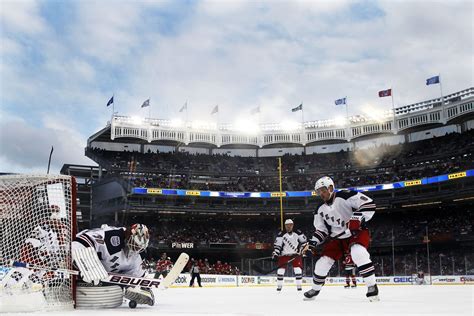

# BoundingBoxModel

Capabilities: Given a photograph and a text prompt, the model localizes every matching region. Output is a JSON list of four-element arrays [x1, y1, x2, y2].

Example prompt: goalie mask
[[127, 224, 150, 253]]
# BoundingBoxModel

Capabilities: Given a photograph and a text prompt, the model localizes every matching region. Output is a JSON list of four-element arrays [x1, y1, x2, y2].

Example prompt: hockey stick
[[252, 231, 349, 275], [251, 256, 297, 275], [5, 253, 189, 290]]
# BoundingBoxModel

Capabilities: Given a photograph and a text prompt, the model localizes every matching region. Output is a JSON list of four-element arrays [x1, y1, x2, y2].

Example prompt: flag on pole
[[106, 96, 114, 107], [179, 101, 187, 113], [141, 99, 150, 108], [211, 105, 219, 115], [426, 75, 440, 85], [291, 103, 303, 112], [250, 106, 260, 115], [378, 89, 392, 97], [334, 97, 346, 106]]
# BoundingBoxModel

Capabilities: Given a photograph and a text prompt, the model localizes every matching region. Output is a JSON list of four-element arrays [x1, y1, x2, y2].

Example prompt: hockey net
[[0, 175, 77, 311]]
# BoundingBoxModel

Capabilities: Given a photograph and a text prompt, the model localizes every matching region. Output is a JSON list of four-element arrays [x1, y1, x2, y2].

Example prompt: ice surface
[[3, 285, 473, 316]]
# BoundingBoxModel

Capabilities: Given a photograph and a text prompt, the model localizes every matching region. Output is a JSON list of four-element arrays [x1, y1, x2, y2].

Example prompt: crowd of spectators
[[147, 255, 240, 275], [315, 249, 474, 277], [88, 130, 474, 192], [142, 208, 472, 247]]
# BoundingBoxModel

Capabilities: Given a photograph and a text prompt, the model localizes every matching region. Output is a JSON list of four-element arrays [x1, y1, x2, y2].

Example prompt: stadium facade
[[60, 87, 474, 276]]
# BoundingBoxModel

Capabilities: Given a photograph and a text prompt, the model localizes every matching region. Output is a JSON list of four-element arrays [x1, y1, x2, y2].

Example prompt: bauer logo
[[110, 236, 120, 247], [108, 275, 160, 288]]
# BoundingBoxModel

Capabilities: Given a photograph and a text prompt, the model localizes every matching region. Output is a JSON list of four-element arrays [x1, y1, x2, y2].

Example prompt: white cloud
[[0, 0, 48, 35], [0, 112, 95, 174], [0, 0, 472, 173]]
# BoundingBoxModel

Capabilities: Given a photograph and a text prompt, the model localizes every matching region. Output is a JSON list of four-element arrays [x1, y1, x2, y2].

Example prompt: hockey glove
[[271, 251, 279, 261], [349, 214, 365, 236]]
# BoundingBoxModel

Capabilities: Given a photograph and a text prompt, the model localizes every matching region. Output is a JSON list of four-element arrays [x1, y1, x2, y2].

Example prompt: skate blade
[[303, 296, 316, 301], [368, 295, 380, 302]]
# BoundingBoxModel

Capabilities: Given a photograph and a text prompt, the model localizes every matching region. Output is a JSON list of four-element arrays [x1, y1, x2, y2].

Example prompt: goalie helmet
[[314, 176, 335, 192], [127, 224, 150, 253]]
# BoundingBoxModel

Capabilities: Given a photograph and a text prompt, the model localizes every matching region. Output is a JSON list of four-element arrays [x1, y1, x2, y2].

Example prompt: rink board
[[171, 274, 474, 288]]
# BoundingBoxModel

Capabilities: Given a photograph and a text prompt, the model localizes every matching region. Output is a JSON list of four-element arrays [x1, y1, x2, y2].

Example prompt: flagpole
[[391, 88, 396, 132], [186, 101, 189, 124], [47, 146, 54, 174], [438, 73, 446, 122], [149, 98, 151, 120], [301, 102, 305, 130], [112, 94, 115, 120], [345, 97, 349, 123]]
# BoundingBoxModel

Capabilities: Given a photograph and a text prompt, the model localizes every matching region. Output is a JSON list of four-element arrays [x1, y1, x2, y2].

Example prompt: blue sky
[[0, 0, 472, 173]]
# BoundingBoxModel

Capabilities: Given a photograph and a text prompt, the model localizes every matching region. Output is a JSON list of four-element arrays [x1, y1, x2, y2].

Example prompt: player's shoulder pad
[[336, 189, 358, 200], [277, 230, 285, 237], [103, 227, 126, 255]]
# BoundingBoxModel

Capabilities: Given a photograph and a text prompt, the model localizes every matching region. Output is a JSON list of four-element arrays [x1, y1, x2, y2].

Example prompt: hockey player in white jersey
[[72, 223, 154, 307], [273, 219, 307, 291], [303, 176, 379, 301]]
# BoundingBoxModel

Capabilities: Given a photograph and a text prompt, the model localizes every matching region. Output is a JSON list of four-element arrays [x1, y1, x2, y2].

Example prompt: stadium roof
[[88, 87, 474, 148]]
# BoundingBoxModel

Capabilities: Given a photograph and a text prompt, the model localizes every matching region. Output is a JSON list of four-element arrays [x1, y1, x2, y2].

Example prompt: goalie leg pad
[[124, 286, 155, 306], [75, 283, 123, 309]]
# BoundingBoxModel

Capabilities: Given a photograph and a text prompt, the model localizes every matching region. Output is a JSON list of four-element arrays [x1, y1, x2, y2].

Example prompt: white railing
[[110, 88, 474, 147]]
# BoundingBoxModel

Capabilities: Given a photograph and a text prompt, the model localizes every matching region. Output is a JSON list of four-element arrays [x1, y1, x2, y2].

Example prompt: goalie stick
[[5, 253, 189, 290]]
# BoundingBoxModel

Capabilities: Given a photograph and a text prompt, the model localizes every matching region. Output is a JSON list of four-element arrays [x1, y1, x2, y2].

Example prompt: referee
[[189, 259, 202, 287]]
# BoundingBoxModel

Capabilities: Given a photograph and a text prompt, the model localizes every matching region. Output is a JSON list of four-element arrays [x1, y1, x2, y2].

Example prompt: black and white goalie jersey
[[273, 230, 307, 256], [72, 224, 146, 277]]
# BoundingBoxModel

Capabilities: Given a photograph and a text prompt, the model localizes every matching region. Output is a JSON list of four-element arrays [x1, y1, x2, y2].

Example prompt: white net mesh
[[0, 175, 76, 311]]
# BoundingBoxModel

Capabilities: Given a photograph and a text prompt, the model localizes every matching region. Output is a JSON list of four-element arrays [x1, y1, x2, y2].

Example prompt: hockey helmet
[[127, 224, 150, 253], [314, 176, 335, 192]]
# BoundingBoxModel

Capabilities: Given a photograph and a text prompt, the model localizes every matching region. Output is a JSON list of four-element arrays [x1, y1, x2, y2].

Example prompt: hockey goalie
[[72, 223, 155, 308]]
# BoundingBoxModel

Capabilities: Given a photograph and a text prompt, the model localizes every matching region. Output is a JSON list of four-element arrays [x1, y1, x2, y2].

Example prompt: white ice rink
[[4, 285, 473, 316]]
